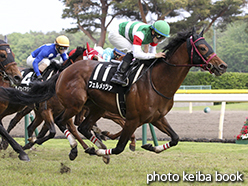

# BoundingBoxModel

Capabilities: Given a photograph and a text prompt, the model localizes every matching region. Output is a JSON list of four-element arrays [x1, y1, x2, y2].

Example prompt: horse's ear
[[192, 26, 196, 34], [199, 27, 205, 37]]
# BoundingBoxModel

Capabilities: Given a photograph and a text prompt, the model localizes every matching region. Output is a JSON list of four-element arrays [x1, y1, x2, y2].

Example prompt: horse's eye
[[200, 47, 206, 51]]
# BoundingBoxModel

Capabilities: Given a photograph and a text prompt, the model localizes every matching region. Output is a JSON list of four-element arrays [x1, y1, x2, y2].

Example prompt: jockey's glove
[[37, 75, 43, 81]]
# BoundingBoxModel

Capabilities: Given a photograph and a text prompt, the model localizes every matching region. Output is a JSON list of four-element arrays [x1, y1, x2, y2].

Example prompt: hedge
[[182, 71, 248, 89]]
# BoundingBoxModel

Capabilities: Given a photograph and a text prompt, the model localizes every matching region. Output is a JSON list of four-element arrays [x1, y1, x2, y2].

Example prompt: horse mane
[[60, 46, 86, 71], [69, 46, 86, 62], [162, 29, 193, 60]]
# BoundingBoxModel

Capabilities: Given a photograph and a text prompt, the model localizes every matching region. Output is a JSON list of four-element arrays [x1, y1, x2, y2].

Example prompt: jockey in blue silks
[[26, 35, 70, 81]]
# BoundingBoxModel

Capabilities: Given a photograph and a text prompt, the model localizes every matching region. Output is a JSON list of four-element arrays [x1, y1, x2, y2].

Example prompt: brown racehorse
[[55, 27, 228, 157], [0, 28, 227, 160], [3, 46, 134, 163], [0, 39, 29, 161]]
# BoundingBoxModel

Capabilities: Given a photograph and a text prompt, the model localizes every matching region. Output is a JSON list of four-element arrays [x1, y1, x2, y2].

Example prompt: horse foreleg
[[22, 114, 44, 150], [54, 115, 79, 160], [35, 109, 56, 145], [102, 111, 136, 151], [142, 117, 179, 153], [86, 119, 138, 158], [0, 125, 29, 161], [67, 118, 88, 149], [78, 105, 111, 164]]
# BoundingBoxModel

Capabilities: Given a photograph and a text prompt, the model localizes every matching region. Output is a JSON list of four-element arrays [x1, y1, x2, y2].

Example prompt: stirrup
[[111, 77, 129, 86]]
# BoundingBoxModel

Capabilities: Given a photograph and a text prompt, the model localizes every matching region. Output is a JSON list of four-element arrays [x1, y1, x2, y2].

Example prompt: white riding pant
[[26, 55, 51, 72], [108, 24, 132, 53]]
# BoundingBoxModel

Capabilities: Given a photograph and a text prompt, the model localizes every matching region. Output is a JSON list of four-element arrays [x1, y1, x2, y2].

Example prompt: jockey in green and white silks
[[108, 20, 170, 86]]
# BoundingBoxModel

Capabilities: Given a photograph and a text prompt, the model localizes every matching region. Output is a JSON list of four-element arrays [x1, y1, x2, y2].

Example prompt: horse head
[[0, 40, 22, 86], [187, 27, 227, 76]]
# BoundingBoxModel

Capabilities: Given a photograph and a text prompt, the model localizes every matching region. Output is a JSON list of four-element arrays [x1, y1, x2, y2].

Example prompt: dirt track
[[3, 110, 247, 141]]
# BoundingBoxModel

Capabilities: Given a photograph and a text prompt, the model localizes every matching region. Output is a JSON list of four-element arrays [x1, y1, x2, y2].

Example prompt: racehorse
[[0, 28, 227, 160], [2, 46, 135, 163], [0, 40, 29, 161], [53, 27, 228, 157]]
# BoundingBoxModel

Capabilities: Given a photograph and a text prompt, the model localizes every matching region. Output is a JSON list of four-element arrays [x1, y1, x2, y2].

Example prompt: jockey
[[26, 35, 69, 81], [108, 20, 170, 86], [83, 42, 104, 61], [101, 47, 125, 61]]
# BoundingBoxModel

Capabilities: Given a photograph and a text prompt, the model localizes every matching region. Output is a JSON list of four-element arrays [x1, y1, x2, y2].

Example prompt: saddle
[[88, 60, 144, 118], [16, 61, 60, 92]]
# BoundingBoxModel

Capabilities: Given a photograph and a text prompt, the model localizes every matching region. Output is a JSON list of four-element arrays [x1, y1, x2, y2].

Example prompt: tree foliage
[[216, 20, 248, 72], [59, 0, 248, 47]]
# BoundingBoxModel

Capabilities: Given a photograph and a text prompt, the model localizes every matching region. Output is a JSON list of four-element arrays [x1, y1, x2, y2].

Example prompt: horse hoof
[[1, 138, 9, 150], [141, 143, 155, 152], [18, 153, 30, 162], [69, 146, 78, 161], [102, 155, 110, 164], [100, 134, 107, 141], [129, 144, 135, 152], [85, 147, 96, 155]]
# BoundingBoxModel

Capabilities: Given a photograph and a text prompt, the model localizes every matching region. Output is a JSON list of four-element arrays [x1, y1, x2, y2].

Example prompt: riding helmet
[[55, 35, 70, 47], [151, 20, 170, 37]]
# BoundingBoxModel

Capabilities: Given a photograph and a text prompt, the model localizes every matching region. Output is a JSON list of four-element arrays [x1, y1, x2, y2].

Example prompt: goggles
[[154, 33, 165, 40], [58, 46, 68, 50]]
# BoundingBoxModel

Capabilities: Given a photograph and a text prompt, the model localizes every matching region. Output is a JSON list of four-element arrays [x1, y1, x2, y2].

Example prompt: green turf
[[0, 138, 247, 186]]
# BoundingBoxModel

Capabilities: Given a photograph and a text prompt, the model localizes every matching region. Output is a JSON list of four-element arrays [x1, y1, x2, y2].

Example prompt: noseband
[[189, 36, 216, 72], [162, 35, 216, 73], [0, 42, 19, 86]]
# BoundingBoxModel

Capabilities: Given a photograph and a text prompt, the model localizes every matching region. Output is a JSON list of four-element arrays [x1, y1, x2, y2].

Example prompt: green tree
[[217, 20, 248, 72], [60, 0, 248, 48]]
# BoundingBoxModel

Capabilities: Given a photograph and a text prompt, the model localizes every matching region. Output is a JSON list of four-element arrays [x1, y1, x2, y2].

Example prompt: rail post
[[24, 113, 39, 144], [142, 123, 158, 146]]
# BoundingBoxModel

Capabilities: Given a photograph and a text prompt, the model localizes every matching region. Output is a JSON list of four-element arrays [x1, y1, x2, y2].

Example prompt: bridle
[[162, 35, 216, 73], [0, 42, 19, 87], [149, 34, 217, 99]]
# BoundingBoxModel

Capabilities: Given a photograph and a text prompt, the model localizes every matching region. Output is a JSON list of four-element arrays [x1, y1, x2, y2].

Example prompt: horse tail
[[0, 73, 59, 105]]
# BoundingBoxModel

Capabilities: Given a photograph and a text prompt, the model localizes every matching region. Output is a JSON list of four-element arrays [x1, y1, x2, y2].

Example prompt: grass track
[[0, 138, 247, 186]]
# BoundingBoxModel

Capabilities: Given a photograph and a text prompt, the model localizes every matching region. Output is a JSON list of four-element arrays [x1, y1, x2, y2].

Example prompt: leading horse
[[55, 27, 227, 157], [0, 28, 227, 160], [0, 40, 29, 161]]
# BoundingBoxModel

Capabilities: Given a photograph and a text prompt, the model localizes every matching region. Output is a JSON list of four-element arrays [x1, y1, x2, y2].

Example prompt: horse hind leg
[[142, 117, 179, 153], [7, 106, 32, 133]]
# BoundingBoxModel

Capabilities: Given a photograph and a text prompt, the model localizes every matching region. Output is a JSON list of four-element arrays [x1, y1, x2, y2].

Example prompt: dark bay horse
[[55, 27, 227, 157], [0, 28, 227, 160], [0, 40, 29, 161]]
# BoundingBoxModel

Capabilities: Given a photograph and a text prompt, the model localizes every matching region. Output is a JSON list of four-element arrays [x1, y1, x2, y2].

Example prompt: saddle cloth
[[88, 61, 144, 118], [15, 67, 55, 92]]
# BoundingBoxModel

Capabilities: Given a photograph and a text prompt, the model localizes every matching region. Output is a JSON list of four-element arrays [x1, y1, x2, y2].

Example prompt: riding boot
[[110, 52, 133, 86]]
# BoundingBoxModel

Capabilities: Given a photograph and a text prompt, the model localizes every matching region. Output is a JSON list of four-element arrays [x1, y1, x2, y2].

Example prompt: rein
[[148, 35, 216, 99]]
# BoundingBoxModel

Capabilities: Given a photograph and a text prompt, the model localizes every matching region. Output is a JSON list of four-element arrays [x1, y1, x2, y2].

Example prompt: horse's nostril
[[219, 64, 227, 70]]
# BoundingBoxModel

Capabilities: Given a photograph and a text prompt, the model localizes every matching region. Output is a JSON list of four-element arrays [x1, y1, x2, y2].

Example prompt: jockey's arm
[[132, 35, 157, 60], [60, 52, 68, 61], [32, 55, 43, 77]]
